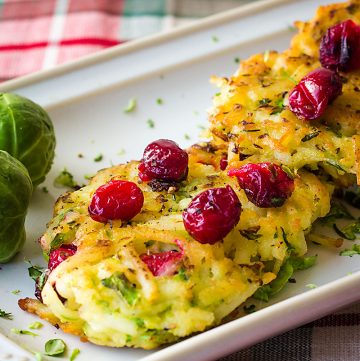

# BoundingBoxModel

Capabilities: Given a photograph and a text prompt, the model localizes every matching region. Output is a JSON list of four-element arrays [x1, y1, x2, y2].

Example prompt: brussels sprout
[[0, 93, 56, 185], [0, 150, 33, 263]]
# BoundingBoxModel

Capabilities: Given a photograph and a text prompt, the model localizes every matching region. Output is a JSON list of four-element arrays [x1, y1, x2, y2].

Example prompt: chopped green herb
[[144, 240, 154, 248], [212, 35, 219, 43], [29, 321, 43, 330], [340, 244, 360, 257], [234, 57, 240, 64], [197, 124, 206, 130], [94, 154, 103, 162], [177, 267, 189, 281], [253, 255, 317, 301], [133, 317, 145, 328], [0, 308, 12, 320], [50, 233, 66, 251], [333, 220, 360, 240], [288, 25, 297, 32], [11, 328, 38, 336], [117, 148, 126, 156], [343, 187, 360, 209], [270, 97, 285, 115], [28, 264, 47, 294], [70, 348, 80, 361], [280, 69, 297, 84], [326, 160, 346, 172], [281, 165, 295, 179], [243, 304, 256, 314], [320, 201, 354, 224], [184, 133, 191, 140], [45, 339, 66, 356], [123, 98, 137, 113], [240, 226, 262, 240], [28, 264, 44, 282], [289, 255, 317, 270], [306, 283, 317, 289], [54, 169, 78, 189], [156, 98, 163, 105], [41, 186, 49, 193], [102, 273, 139, 305], [11, 290, 20, 295], [258, 98, 271, 107], [301, 131, 321, 142], [147, 119, 155, 128], [215, 92, 221, 96]]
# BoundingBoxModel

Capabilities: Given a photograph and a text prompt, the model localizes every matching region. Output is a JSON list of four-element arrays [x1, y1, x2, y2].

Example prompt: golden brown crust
[[18, 298, 85, 338]]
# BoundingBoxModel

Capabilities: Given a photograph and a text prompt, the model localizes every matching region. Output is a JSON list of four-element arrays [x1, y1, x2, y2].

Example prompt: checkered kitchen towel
[[0, 0, 252, 81], [1, 1, 360, 360]]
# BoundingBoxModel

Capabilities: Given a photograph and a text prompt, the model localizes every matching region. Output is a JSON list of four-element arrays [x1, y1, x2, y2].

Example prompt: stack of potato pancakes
[[20, 1, 360, 350]]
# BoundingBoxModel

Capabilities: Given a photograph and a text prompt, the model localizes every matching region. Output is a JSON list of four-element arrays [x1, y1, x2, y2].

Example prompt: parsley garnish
[[45, 339, 66, 356], [333, 220, 360, 240], [29, 321, 43, 330], [70, 348, 81, 361], [258, 98, 271, 107], [102, 273, 138, 305], [240, 226, 261, 240], [53, 169, 78, 189], [156, 98, 163, 105], [147, 119, 155, 128], [301, 131, 321, 142], [270, 97, 285, 115], [123, 98, 137, 113], [93, 154, 103, 162], [11, 328, 38, 336], [340, 244, 360, 257], [212, 35, 219, 43], [320, 201, 354, 224], [0, 308, 12, 320]]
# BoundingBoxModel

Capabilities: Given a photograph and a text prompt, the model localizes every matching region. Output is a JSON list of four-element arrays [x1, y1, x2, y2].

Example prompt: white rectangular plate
[[0, 0, 360, 360]]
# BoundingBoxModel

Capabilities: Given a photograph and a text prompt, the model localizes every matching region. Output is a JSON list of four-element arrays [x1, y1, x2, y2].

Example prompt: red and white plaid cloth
[[0, 1, 359, 360], [0, 0, 252, 81]]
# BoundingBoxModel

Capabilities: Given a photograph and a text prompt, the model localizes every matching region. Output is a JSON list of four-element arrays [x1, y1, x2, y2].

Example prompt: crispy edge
[[18, 298, 87, 341]]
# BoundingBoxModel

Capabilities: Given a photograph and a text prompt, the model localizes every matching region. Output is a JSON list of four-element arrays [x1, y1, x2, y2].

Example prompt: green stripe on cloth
[[123, 0, 166, 16]]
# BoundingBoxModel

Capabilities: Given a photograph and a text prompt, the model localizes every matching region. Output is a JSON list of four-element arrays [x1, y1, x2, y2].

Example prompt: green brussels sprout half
[[0, 150, 33, 263], [0, 93, 56, 186]]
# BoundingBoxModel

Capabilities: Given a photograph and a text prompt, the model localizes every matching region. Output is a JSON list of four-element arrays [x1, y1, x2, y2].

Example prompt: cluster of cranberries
[[40, 20, 360, 283], [289, 19, 360, 120]]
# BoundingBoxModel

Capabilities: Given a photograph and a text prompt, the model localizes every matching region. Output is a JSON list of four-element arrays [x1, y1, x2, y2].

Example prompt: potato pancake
[[20, 146, 331, 348]]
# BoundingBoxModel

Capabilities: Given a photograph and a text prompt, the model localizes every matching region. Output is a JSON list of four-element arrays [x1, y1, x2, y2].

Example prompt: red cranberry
[[320, 19, 360, 72], [89, 180, 144, 223], [288, 68, 342, 120], [139, 139, 188, 182], [140, 249, 183, 276], [182, 185, 241, 244], [48, 244, 77, 272], [220, 155, 228, 170], [228, 163, 294, 208]]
